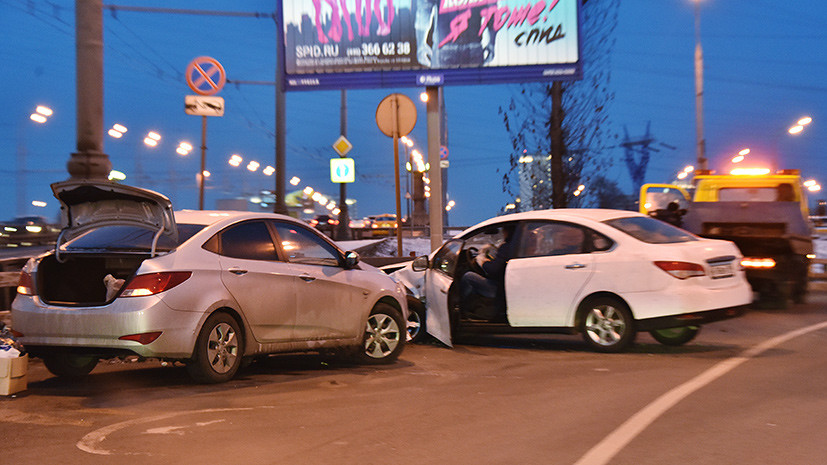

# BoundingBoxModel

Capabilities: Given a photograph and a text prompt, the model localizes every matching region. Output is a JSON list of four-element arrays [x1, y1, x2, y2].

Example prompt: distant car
[[391, 209, 751, 352], [371, 214, 397, 237], [309, 214, 338, 235], [348, 218, 371, 239], [12, 181, 408, 383], [0, 216, 60, 247]]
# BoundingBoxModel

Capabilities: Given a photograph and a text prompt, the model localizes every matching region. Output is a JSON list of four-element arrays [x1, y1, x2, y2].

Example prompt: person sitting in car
[[458, 224, 517, 320]]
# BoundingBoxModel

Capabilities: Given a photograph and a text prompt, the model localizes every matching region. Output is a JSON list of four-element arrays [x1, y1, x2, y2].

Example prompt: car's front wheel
[[42, 352, 98, 378], [579, 296, 635, 353], [406, 299, 426, 343], [187, 312, 243, 384], [356, 303, 405, 364]]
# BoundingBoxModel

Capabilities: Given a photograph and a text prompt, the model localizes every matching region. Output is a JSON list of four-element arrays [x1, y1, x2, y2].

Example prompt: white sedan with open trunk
[[392, 209, 752, 351], [11, 181, 407, 383]]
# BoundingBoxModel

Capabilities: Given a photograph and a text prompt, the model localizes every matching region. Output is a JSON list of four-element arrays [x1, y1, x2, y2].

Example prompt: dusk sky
[[1, 0, 824, 227]]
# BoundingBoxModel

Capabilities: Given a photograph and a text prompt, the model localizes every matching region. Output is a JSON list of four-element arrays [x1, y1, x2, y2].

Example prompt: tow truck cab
[[640, 170, 814, 307]]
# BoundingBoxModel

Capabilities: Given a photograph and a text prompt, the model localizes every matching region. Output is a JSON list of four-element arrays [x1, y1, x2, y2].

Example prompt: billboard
[[281, 0, 581, 90]]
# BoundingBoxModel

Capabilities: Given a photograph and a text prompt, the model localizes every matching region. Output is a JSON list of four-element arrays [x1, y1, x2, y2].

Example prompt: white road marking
[[77, 407, 272, 455], [574, 320, 827, 465]]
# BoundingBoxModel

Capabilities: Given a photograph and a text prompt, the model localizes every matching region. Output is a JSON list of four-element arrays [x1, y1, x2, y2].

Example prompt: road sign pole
[[199, 115, 207, 210], [392, 97, 404, 257]]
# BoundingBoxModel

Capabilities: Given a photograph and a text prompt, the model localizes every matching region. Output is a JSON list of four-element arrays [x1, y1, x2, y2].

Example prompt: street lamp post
[[693, 0, 707, 171]]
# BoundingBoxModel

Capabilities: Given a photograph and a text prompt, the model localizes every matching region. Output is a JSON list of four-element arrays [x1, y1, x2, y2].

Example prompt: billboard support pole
[[426, 86, 444, 252], [274, 6, 288, 215]]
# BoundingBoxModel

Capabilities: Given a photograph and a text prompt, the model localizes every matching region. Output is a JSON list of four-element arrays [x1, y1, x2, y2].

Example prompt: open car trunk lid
[[51, 180, 177, 257]]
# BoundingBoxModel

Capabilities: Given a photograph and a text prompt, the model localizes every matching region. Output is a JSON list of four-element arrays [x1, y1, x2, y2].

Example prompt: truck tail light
[[740, 258, 776, 269], [654, 261, 706, 279], [120, 272, 191, 297]]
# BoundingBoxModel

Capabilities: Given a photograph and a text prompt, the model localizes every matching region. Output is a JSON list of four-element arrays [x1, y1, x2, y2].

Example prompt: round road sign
[[375, 93, 417, 137], [186, 56, 226, 96]]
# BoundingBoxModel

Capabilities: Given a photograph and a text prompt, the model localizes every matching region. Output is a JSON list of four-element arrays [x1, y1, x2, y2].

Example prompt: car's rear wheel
[[649, 326, 700, 346], [356, 303, 405, 364], [187, 312, 243, 384], [42, 352, 98, 378], [579, 296, 635, 353]]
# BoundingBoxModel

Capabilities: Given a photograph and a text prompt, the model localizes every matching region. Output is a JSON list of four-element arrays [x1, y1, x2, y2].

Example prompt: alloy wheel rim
[[207, 322, 238, 373], [406, 311, 422, 341], [365, 313, 401, 358], [585, 305, 625, 346]]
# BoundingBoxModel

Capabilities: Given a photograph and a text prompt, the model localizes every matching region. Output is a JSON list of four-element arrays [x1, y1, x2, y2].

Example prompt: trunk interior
[[37, 254, 148, 306]]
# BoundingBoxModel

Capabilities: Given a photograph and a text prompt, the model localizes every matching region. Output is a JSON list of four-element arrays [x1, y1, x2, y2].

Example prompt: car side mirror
[[343, 251, 360, 269], [411, 255, 429, 272]]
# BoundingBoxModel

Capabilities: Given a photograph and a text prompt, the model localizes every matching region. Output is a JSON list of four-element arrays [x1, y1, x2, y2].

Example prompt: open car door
[[421, 239, 464, 347]]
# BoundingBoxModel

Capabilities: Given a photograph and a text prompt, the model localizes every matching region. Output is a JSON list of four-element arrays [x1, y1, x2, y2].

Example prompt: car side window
[[218, 221, 278, 260], [271, 222, 341, 267], [517, 222, 587, 257], [431, 239, 462, 277]]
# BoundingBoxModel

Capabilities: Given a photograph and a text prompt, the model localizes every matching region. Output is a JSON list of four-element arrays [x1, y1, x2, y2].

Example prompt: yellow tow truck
[[641, 169, 814, 307]]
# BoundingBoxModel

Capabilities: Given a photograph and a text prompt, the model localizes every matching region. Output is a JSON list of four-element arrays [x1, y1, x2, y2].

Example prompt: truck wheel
[[791, 257, 809, 304], [758, 282, 788, 310]]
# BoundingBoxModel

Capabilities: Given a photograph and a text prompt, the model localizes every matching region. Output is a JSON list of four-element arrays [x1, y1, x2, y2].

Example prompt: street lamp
[[788, 116, 812, 135], [731, 148, 750, 164], [143, 131, 161, 147], [774, 116, 812, 170], [30, 105, 53, 124]]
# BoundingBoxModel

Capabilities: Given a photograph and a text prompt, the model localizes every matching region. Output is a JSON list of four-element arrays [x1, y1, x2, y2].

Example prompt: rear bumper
[[636, 304, 748, 331], [11, 295, 203, 359]]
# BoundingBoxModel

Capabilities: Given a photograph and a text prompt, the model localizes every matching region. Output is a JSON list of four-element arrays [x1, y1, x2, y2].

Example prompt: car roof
[[173, 210, 303, 227], [465, 208, 644, 232]]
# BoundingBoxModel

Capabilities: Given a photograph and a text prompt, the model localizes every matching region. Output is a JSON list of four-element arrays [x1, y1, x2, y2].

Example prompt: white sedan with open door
[[392, 209, 752, 352]]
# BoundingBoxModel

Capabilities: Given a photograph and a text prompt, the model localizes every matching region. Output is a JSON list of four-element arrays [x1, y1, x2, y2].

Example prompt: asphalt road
[[3, 290, 827, 465]]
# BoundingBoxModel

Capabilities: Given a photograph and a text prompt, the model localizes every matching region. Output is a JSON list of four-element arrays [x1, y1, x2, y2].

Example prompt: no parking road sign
[[186, 56, 226, 96]]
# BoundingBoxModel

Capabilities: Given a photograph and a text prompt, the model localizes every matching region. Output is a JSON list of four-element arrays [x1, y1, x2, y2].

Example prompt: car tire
[[649, 326, 700, 346], [42, 352, 98, 378], [356, 303, 405, 364], [406, 299, 427, 343], [578, 296, 636, 353], [187, 312, 244, 384]]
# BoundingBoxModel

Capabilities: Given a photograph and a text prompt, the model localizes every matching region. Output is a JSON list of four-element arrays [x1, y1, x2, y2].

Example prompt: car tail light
[[119, 331, 162, 345], [654, 261, 706, 279], [740, 258, 776, 269], [17, 271, 34, 295], [120, 272, 192, 297]]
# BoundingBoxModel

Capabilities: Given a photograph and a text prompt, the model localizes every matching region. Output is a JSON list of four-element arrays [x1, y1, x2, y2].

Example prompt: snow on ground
[[337, 237, 434, 258]]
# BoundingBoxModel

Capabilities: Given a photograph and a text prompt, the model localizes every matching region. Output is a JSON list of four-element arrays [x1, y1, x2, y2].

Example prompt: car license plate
[[709, 263, 734, 279]]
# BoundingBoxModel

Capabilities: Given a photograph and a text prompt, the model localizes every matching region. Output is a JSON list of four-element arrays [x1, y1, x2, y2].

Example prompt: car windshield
[[603, 216, 696, 244], [62, 223, 206, 252]]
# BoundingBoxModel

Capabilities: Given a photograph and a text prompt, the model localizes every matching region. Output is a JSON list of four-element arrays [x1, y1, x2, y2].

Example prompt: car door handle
[[565, 263, 586, 269], [299, 274, 316, 282], [228, 268, 248, 275]]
